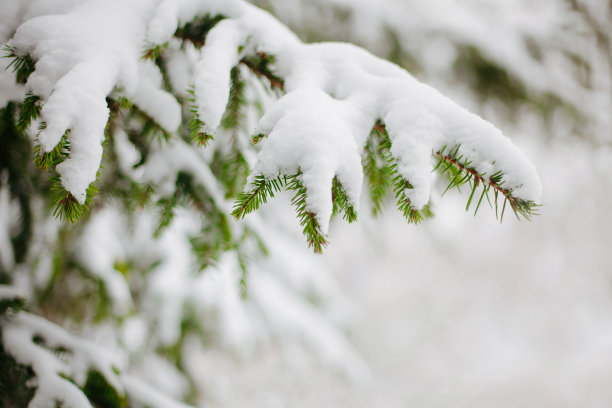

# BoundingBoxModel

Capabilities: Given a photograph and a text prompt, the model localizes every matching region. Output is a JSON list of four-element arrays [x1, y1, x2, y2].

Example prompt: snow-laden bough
[[4, 0, 541, 251]]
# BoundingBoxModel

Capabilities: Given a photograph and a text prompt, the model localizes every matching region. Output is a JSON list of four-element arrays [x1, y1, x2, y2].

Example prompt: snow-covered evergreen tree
[[0, 0, 576, 406]]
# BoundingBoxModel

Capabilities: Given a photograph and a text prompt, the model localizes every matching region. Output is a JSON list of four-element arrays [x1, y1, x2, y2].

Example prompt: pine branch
[[220, 66, 247, 132], [34, 130, 70, 172], [363, 121, 393, 215], [231, 174, 284, 219], [17, 93, 41, 132], [142, 42, 168, 60], [240, 52, 284, 91], [331, 177, 357, 223], [370, 122, 432, 224], [391, 173, 432, 224], [174, 14, 226, 48], [434, 147, 539, 221], [187, 88, 214, 147], [285, 174, 328, 254], [3, 45, 36, 84], [51, 176, 98, 223], [250, 133, 267, 145]]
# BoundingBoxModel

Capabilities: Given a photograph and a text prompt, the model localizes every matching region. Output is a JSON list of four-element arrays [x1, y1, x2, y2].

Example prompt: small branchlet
[[363, 120, 394, 215], [34, 131, 70, 172], [391, 174, 432, 224], [221, 66, 247, 132], [142, 43, 168, 60], [175, 14, 226, 48], [232, 172, 332, 253], [210, 149, 250, 198], [187, 88, 214, 147], [3, 45, 36, 84], [434, 145, 539, 221], [240, 52, 284, 92], [250, 133, 267, 145], [231, 174, 284, 219], [331, 177, 357, 223], [285, 174, 328, 254], [51, 177, 98, 223], [17, 93, 41, 132], [370, 122, 431, 224]]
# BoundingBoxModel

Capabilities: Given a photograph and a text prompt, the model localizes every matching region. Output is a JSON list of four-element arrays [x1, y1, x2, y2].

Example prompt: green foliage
[[142, 42, 169, 60], [221, 66, 247, 132], [433, 145, 539, 221], [453, 45, 528, 108], [175, 14, 226, 47], [250, 133, 267, 145], [210, 149, 250, 198], [17, 92, 41, 133], [362, 121, 394, 215], [331, 177, 357, 223], [0, 341, 36, 408], [0, 297, 26, 317], [232, 173, 329, 253], [364, 122, 432, 224], [285, 174, 328, 254], [0, 103, 35, 265], [391, 173, 432, 224], [34, 130, 70, 172], [82, 370, 127, 408], [232, 174, 284, 219], [3, 45, 36, 85], [51, 175, 99, 223], [187, 89, 214, 147], [240, 52, 284, 91]]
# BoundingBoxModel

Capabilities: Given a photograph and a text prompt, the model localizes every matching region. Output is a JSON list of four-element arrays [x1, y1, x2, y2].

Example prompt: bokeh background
[[195, 0, 612, 406], [1, 0, 610, 407]]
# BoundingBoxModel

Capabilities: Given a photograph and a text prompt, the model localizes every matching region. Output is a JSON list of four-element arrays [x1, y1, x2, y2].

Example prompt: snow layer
[[7, 0, 541, 221]]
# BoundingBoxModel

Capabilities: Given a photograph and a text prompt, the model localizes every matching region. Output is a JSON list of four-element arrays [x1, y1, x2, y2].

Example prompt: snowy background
[[191, 0, 612, 407], [1, 0, 610, 407]]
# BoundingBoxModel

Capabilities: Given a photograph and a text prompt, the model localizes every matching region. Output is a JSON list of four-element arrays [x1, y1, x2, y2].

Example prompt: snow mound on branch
[[8, 0, 540, 219]]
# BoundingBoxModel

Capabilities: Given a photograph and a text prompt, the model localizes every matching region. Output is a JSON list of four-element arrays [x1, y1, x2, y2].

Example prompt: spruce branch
[[220, 66, 247, 132], [51, 175, 99, 223], [174, 14, 226, 48], [434, 148, 539, 221], [231, 174, 284, 219], [250, 133, 267, 145], [363, 121, 394, 215], [370, 122, 432, 223], [285, 174, 328, 254], [187, 88, 214, 147], [331, 177, 357, 223], [34, 130, 70, 171], [142, 43, 168, 60], [17, 92, 41, 132], [240, 52, 284, 91], [3, 45, 36, 84]]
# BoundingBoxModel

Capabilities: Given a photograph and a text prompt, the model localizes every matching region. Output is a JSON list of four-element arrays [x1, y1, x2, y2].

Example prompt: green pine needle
[[34, 131, 70, 171], [17, 93, 41, 132], [187, 88, 214, 147], [142, 42, 168, 60], [331, 177, 357, 223], [221, 66, 246, 131], [3, 45, 36, 84], [433, 147, 540, 221], [285, 174, 328, 254], [250, 133, 267, 145], [231, 174, 284, 219], [240, 52, 284, 91], [175, 14, 226, 48], [363, 121, 393, 215]]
